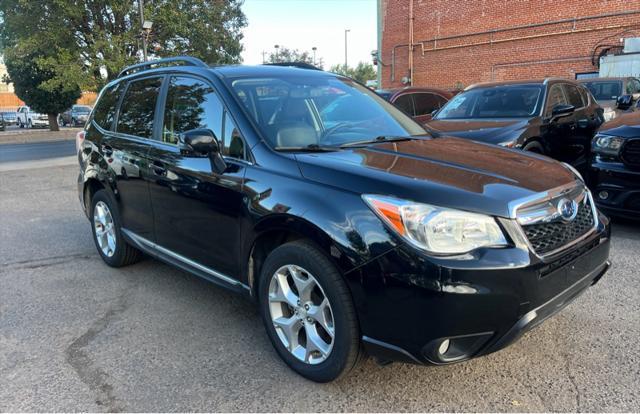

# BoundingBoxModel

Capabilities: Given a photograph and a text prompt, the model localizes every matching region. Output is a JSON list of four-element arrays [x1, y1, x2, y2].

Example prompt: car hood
[[295, 137, 577, 218], [598, 111, 640, 138], [424, 118, 531, 144]]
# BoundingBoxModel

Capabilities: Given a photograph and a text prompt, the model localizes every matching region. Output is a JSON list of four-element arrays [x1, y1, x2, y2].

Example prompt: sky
[[240, 0, 377, 69]]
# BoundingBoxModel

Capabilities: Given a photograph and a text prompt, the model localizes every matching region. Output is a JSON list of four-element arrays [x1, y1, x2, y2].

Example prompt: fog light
[[438, 339, 450, 355], [598, 191, 609, 200]]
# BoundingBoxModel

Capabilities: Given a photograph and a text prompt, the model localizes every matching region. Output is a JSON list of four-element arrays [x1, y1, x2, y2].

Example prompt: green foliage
[[0, 0, 247, 91], [267, 47, 324, 69], [5, 47, 81, 130], [329, 62, 377, 84]]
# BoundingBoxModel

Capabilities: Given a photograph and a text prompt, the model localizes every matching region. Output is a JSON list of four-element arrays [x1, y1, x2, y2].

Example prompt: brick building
[[378, 0, 640, 90]]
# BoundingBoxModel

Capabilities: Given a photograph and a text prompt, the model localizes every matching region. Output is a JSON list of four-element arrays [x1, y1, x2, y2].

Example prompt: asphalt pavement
[[0, 139, 76, 163], [0, 158, 639, 411]]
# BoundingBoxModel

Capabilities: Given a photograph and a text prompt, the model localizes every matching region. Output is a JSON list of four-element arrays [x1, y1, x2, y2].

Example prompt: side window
[[629, 79, 640, 94], [222, 112, 245, 159], [577, 86, 589, 107], [434, 95, 448, 109], [92, 83, 122, 130], [116, 77, 162, 138], [393, 94, 415, 116], [413, 93, 440, 116], [162, 76, 223, 145], [563, 84, 584, 108], [545, 84, 567, 114]]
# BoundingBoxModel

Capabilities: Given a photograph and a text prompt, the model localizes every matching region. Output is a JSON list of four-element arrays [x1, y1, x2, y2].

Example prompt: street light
[[274, 44, 280, 62], [344, 29, 350, 68], [138, 0, 153, 62], [312, 47, 317, 66]]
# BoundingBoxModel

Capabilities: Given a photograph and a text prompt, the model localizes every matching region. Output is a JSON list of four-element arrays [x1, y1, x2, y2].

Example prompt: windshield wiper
[[339, 135, 417, 148], [274, 144, 339, 152]]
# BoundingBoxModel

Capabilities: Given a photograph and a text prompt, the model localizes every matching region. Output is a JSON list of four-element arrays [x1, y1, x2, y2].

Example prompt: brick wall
[[380, 0, 640, 89]]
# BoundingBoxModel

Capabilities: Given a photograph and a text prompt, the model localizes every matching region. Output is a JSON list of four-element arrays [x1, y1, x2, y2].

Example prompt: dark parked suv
[[590, 111, 640, 220], [425, 79, 604, 169], [78, 57, 611, 382]]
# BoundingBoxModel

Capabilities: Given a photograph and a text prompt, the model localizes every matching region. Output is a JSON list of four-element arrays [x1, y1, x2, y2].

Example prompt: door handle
[[151, 162, 166, 176], [101, 144, 113, 156]]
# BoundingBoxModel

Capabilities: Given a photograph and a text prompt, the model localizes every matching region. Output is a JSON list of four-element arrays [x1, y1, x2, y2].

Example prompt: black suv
[[590, 111, 640, 219], [425, 79, 604, 170], [78, 57, 611, 382]]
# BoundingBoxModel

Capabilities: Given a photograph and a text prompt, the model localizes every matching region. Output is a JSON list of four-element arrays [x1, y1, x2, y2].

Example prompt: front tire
[[258, 240, 360, 382], [523, 140, 544, 154], [90, 190, 141, 267]]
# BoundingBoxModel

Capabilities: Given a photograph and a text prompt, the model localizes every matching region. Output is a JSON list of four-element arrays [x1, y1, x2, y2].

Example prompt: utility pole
[[344, 29, 350, 68], [312, 47, 317, 66], [138, 0, 147, 61], [262, 51, 267, 64], [274, 44, 280, 62]]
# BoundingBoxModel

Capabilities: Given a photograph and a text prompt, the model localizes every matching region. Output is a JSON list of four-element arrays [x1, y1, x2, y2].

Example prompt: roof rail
[[263, 62, 322, 71], [117, 56, 208, 78]]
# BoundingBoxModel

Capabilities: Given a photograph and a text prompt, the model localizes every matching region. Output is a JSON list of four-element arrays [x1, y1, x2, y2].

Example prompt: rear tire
[[90, 190, 142, 267], [258, 240, 360, 382]]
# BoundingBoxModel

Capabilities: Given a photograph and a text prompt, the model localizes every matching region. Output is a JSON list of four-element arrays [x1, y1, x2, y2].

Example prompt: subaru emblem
[[557, 198, 578, 222]]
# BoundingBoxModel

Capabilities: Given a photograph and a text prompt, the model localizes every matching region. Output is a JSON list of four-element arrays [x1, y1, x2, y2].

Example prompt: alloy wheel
[[93, 201, 116, 257], [268, 264, 335, 364]]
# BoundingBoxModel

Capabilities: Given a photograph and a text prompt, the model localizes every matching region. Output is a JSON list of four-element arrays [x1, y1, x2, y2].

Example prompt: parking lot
[[0, 150, 639, 412]]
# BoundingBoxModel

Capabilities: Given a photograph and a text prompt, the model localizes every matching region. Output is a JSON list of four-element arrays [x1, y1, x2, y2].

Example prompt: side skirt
[[121, 228, 250, 295]]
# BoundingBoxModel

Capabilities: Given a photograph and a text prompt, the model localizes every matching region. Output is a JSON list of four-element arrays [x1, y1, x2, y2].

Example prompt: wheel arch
[[245, 214, 356, 299]]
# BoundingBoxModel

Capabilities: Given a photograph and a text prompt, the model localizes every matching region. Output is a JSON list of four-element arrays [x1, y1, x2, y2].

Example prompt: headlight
[[603, 108, 616, 122], [363, 195, 508, 255], [497, 140, 517, 148], [593, 134, 624, 156]]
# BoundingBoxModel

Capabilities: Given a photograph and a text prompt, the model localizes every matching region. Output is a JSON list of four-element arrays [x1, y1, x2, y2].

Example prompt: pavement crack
[[65, 284, 135, 412], [562, 351, 582, 412], [0, 253, 95, 272]]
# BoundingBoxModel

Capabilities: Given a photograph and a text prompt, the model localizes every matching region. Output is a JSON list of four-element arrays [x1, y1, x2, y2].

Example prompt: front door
[[146, 75, 248, 279], [542, 83, 579, 164]]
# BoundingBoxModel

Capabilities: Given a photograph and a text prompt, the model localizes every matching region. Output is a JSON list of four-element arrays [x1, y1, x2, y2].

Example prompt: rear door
[[105, 76, 163, 238], [146, 75, 249, 279]]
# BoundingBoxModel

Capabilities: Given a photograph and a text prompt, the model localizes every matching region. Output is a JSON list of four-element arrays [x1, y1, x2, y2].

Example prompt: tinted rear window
[[117, 77, 162, 137], [582, 81, 622, 101], [93, 83, 123, 130]]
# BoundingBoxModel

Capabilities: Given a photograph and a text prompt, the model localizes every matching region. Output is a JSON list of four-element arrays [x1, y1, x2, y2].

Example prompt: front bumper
[[590, 160, 640, 220], [349, 213, 611, 365]]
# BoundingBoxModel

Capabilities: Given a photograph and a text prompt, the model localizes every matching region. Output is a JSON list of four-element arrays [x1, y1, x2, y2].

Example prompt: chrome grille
[[522, 197, 595, 255], [513, 183, 597, 257], [621, 138, 640, 168]]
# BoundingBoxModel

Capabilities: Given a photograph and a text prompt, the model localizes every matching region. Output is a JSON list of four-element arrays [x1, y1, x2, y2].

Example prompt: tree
[[329, 62, 377, 84], [0, 0, 247, 92], [4, 47, 81, 131], [267, 47, 324, 69]]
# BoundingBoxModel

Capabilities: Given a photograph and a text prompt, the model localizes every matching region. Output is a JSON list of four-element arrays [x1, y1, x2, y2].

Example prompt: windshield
[[435, 85, 543, 119], [581, 81, 622, 101], [73, 105, 92, 114], [227, 75, 425, 149]]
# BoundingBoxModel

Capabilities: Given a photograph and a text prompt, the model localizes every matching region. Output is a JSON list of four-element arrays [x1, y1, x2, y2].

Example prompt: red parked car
[[377, 87, 453, 124]]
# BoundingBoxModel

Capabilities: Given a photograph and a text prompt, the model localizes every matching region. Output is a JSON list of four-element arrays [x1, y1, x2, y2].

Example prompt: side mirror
[[616, 94, 633, 110], [180, 128, 226, 173], [181, 129, 220, 154], [550, 104, 575, 121]]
